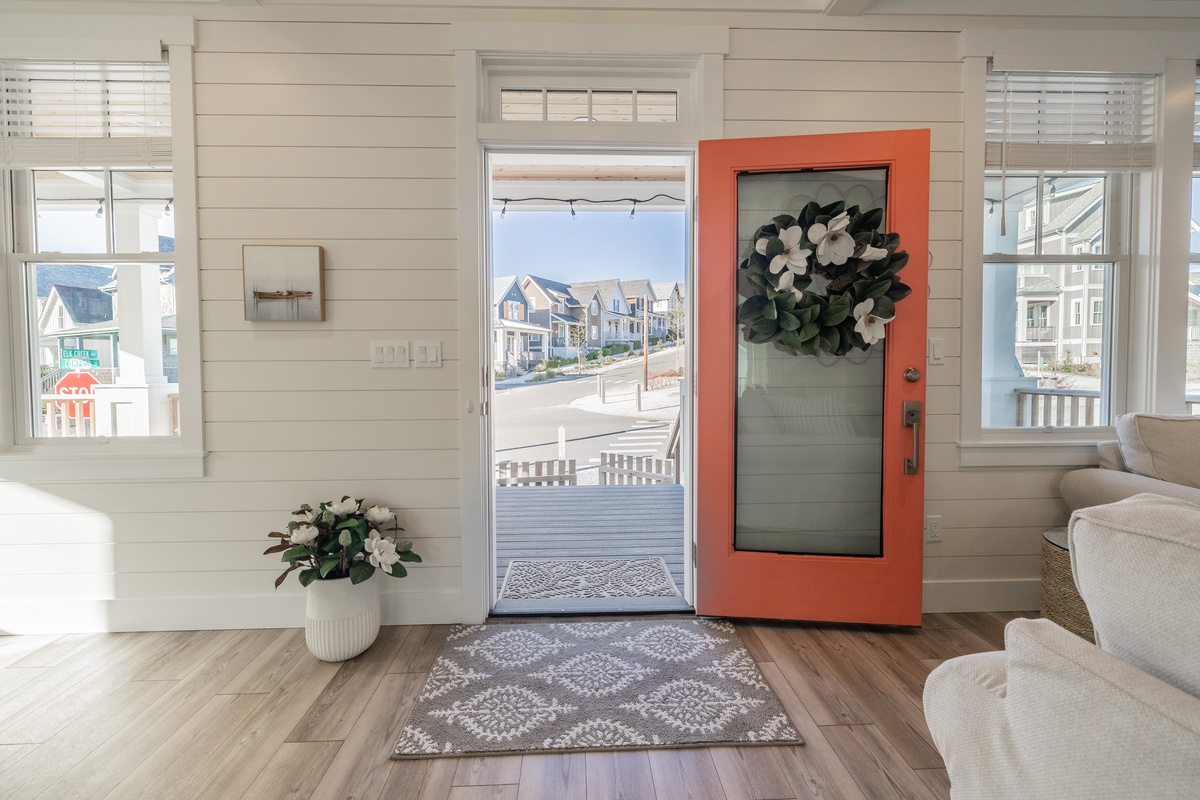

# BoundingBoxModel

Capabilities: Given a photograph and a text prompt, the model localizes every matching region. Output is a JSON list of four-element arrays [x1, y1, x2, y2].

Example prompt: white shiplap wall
[[0, 6, 1083, 632]]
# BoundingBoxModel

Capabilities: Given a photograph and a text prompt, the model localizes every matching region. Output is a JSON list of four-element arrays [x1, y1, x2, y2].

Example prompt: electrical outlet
[[925, 514, 943, 542]]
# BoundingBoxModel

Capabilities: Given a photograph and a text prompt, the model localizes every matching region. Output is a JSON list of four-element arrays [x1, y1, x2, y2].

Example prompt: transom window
[[500, 88, 677, 123]]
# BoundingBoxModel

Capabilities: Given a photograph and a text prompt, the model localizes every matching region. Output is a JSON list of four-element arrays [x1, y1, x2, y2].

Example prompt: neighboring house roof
[[570, 279, 625, 308], [652, 281, 680, 301], [494, 318, 550, 334], [549, 311, 582, 325], [1018, 278, 1062, 296], [622, 278, 652, 299], [524, 275, 582, 308], [36, 265, 114, 298], [492, 275, 519, 305], [52, 285, 114, 325], [1045, 183, 1103, 234]]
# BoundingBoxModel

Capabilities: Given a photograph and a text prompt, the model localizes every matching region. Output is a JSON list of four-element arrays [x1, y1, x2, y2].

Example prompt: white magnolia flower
[[291, 525, 318, 547], [853, 298, 894, 345], [365, 531, 400, 573], [292, 509, 317, 525], [365, 505, 393, 527], [328, 497, 360, 516], [756, 226, 812, 290], [807, 212, 855, 266], [856, 243, 889, 262]]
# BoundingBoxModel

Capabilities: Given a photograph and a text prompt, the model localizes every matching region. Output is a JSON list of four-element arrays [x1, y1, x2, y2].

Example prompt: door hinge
[[692, 546, 697, 567], [482, 366, 489, 387]]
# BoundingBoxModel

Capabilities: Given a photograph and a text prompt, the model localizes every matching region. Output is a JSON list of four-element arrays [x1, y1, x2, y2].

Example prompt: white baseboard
[[923, 578, 1041, 613], [0, 590, 465, 634], [0, 581, 1038, 634]]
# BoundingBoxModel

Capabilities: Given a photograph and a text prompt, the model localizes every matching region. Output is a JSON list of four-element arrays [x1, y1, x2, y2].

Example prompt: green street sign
[[60, 348, 99, 370]]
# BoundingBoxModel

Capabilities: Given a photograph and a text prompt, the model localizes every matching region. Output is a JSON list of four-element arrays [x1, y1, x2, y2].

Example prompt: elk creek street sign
[[60, 348, 100, 370]]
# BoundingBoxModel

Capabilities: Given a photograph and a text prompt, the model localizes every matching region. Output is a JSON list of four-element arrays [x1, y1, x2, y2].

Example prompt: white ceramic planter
[[304, 574, 381, 662]]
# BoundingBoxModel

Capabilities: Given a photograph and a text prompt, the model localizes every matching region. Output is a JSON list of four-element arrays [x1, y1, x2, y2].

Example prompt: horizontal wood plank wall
[[0, 7, 1070, 632]]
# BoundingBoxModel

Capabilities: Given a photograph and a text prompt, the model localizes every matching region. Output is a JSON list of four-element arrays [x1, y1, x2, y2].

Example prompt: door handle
[[902, 400, 921, 475]]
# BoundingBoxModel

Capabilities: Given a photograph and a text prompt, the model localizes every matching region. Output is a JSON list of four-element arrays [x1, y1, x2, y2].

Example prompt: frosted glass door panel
[[734, 169, 887, 557]]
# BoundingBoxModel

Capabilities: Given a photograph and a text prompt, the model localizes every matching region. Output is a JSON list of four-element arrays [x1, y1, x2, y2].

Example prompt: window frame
[[0, 17, 202, 481]]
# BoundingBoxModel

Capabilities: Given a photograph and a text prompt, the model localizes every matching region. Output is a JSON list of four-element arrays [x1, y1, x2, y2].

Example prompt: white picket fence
[[599, 452, 677, 485], [495, 459, 577, 486]]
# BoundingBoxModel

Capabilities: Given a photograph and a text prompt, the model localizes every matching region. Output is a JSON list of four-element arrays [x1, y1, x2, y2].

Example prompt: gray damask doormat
[[390, 619, 803, 759], [499, 557, 681, 600]]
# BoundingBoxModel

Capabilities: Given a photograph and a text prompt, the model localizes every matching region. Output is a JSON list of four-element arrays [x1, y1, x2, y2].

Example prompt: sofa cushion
[[1059, 468, 1200, 512], [1114, 413, 1200, 489], [1069, 494, 1200, 697]]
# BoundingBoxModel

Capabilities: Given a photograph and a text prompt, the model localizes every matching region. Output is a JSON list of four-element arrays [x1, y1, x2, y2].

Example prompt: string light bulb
[[987, 200, 995, 217], [164, 198, 173, 217], [629, 200, 637, 220], [500, 200, 507, 219], [95, 199, 104, 219], [569, 201, 576, 220]]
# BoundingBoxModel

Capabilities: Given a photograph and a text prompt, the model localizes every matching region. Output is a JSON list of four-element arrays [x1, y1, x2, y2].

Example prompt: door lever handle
[[902, 400, 921, 475]]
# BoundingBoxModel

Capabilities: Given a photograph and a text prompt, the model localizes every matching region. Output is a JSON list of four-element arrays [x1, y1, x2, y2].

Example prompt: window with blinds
[[0, 60, 171, 168], [985, 71, 1156, 170]]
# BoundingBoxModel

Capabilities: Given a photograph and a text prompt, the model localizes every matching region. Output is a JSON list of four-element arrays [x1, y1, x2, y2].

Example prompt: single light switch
[[928, 337, 945, 365]]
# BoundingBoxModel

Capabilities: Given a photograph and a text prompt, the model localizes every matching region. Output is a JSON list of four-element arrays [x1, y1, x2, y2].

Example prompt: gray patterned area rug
[[390, 619, 803, 759], [499, 557, 681, 599]]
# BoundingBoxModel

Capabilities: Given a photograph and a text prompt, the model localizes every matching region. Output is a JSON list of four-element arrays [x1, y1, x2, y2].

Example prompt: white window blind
[[985, 71, 1155, 170], [0, 60, 171, 168], [1193, 65, 1200, 168]]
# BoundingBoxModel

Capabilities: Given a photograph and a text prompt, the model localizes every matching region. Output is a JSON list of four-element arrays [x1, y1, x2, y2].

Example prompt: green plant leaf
[[799, 337, 820, 355], [820, 303, 851, 326], [797, 322, 820, 342], [820, 328, 841, 353], [771, 214, 796, 230], [776, 310, 800, 331], [866, 279, 892, 300], [349, 561, 375, 584], [389, 563, 409, 578], [319, 555, 341, 578], [860, 207, 884, 231], [776, 291, 798, 311], [888, 251, 909, 271], [873, 295, 896, 318], [751, 318, 778, 335], [398, 551, 422, 563], [780, 328, 804, 350], [298, 568, 320, 587], [738, 295, 768, 319], [281, 545, 311, 562], [886, 282, 912, 301], [762, 299, 778, 320], [762, 236, 784, 259]]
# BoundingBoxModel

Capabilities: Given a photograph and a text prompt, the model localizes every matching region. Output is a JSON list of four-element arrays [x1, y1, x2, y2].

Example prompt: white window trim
[[960, 36, 1197, 467], [0, 15, 202, 481]]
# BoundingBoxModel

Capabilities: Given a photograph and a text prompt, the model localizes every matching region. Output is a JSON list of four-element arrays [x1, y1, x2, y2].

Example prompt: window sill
[[957, 438, 1103, 468], [0, 444, 206, 482]]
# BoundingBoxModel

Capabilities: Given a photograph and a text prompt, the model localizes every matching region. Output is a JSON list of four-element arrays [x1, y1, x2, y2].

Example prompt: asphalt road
[[492, 348, 683, 480]]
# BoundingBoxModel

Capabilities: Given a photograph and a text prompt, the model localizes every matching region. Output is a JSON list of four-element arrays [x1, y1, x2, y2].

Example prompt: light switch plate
[[414, 340, 442, 368], [370, 341, 409, 368]]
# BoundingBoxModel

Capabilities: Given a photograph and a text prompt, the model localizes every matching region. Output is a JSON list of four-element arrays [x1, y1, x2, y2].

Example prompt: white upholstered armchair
[[923, 494, 1200, 799]]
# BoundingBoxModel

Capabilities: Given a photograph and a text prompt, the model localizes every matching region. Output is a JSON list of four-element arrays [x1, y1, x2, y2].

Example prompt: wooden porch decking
[[494, 484, 686, 611]]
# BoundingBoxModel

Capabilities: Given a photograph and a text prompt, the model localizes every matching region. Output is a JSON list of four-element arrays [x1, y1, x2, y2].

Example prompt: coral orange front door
[[695, 130, 929, 625]]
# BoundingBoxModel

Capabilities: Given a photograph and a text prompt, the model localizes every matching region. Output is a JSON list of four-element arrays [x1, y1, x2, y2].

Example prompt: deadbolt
[[904, 367, 921, 382]]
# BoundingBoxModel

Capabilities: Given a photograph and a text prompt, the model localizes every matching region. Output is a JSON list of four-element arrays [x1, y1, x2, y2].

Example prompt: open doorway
[[486, 152, 692, 614]]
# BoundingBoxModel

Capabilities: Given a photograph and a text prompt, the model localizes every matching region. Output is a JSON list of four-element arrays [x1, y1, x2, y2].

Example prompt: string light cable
[[493, 193, 686, 219]]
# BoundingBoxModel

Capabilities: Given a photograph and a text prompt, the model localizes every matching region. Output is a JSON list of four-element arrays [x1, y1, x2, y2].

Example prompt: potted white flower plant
[[265, 496, 421, 661]]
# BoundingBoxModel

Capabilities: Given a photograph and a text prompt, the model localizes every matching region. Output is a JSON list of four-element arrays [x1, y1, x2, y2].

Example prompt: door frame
[[451, 25, 728, 622], [695, 129, 931, 626]]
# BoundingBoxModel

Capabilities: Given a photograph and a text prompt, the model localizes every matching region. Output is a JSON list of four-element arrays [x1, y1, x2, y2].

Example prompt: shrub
[[530, 373, 548, 382], [494, 370, 507, 381]]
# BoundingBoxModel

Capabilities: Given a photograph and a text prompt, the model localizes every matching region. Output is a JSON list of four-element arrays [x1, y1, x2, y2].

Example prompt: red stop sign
[[55, 372, 100, 419]]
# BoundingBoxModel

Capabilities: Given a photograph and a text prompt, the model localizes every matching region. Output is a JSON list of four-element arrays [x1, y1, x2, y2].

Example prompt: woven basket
[[1040, 528, 1095, 642]]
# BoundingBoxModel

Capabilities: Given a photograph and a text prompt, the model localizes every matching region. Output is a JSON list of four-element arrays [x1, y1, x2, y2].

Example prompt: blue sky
[[490, 209, 686, 285]]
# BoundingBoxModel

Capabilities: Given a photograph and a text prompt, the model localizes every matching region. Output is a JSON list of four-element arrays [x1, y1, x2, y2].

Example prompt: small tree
[[667, 303, 687, 342], [567, 324, 589, 371]]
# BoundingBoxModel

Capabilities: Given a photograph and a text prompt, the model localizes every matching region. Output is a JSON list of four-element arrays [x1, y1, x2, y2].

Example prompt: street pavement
[[492, 348, 683, 484]]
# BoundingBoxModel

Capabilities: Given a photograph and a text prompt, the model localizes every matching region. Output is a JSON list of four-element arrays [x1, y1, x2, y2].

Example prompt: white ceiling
[[56, 0, 1200, 18]]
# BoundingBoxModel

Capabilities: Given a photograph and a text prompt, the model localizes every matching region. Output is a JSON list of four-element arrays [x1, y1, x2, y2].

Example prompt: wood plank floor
[[0, 611, 1035, 800]]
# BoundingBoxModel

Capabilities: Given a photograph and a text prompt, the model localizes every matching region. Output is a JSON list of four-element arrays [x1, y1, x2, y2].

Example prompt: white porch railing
[[1016, 388, 1200, 425], [41, 396, 97, 437], [496, 459, 577, 486], [599, 452, 677, 485]]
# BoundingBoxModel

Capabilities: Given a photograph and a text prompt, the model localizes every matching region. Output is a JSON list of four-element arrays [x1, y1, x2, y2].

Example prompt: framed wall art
[[242, 244, 325, 321]]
